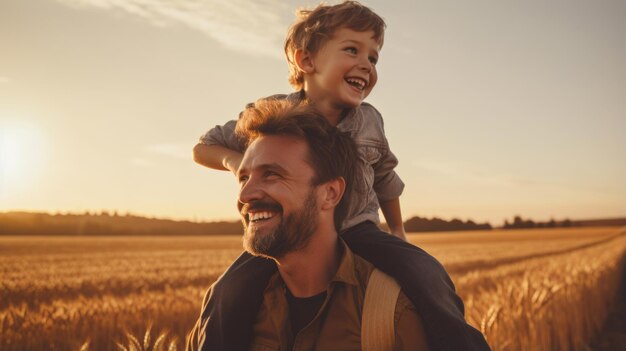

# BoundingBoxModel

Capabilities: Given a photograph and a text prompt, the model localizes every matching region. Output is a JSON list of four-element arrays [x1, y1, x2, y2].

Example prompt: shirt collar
[[286, 91, 358, 132], [266, 238, 360, 291], [329, 239, 360, 287]]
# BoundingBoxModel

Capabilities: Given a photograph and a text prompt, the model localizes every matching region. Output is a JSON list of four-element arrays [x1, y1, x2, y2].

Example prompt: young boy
[[193, 13, 406, 239], [190, 2, 490, 350]]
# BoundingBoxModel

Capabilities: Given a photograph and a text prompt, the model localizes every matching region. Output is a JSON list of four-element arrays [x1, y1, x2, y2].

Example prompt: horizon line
[[2, 209, 624, 226]]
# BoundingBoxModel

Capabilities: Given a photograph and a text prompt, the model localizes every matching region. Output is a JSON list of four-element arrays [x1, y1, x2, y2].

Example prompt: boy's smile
[[303, 28, 380, 116]]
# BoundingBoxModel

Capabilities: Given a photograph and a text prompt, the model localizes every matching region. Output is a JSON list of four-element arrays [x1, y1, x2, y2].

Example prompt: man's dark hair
[[235, 98, 357, 230]]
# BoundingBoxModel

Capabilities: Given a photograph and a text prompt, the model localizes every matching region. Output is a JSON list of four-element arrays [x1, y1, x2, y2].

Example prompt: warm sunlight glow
[[0, 120, 46, 199]]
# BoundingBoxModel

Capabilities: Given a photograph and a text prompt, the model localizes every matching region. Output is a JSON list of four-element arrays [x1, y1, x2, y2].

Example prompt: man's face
[[237, 135, 320, 259], [306, 27, 380, 109]]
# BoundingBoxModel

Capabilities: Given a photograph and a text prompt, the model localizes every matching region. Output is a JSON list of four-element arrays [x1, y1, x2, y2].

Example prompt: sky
[[0, 0, 624, 226]]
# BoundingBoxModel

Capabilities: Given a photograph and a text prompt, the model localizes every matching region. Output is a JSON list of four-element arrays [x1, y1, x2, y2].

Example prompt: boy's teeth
[[346, 78, 366, 90]]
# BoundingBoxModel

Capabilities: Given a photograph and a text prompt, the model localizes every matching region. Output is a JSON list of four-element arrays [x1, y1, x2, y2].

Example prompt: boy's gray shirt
[[199, 93, 404, 230]]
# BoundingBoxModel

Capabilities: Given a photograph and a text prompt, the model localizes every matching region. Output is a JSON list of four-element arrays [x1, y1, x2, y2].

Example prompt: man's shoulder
[[354, 259, 413, 316], [395, 290, 417, 321], [347, 243, 418, 319], [347, 248, 376, 287], [356, 259, 428, 350], [394, 290, 429, 350]]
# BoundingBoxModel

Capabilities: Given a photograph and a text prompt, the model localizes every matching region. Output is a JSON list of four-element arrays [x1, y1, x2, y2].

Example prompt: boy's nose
[[358, 57, 372, 72]]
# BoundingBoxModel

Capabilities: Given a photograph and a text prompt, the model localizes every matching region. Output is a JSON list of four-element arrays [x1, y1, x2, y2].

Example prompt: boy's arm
[[380, 197, 407, 240], [193, 143, 242, 174], [364, 105, 406, 239], [193, 119, 244, 175]]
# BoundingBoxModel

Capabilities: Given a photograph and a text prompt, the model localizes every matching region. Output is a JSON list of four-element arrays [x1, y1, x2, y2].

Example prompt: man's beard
[[242, 191, 318, 260]]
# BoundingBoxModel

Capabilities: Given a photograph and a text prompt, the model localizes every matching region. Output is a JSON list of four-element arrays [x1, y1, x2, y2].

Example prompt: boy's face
[[305, 27, 381, 109]]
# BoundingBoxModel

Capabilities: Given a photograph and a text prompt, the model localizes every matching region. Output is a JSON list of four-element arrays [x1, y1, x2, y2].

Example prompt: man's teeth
[[249, 211, 275, 222], [346, 78, 366, 90]]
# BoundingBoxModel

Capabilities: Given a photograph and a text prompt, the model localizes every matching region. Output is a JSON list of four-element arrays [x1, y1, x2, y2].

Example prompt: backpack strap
[[362, 268, 402, 351]]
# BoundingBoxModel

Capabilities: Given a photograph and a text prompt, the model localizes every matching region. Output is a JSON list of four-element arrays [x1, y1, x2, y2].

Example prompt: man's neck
[[275, 226, 341, 298]]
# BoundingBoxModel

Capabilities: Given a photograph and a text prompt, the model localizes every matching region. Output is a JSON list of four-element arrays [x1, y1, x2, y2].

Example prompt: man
[[187, 99, 430, 350]]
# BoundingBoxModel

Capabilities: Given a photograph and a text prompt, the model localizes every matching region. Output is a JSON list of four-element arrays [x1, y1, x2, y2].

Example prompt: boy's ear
[[294, 49, 315, 74], [320, 177, 346, 211]]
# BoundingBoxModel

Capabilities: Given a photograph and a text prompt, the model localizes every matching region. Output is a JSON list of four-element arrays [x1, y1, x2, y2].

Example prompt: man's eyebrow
[[258, 163, 289, 175]]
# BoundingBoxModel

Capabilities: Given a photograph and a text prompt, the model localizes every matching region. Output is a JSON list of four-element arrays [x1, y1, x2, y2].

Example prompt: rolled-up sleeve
[[373, 148, 405, 202], [357, 103, 405, 202], [198, 119, 245, 153], [371, 106, 404, 203]]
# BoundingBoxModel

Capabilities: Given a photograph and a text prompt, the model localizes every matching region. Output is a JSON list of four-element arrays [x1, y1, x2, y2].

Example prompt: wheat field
[[1, 227, 624, 351]]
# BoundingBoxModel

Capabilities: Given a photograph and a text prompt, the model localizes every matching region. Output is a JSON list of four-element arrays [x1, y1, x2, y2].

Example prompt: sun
[[0, 121, 46, 200], [1, 129, 21, 177]]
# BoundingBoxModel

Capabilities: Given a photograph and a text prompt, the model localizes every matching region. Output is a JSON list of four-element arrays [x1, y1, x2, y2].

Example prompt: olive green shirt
[[249, 241, 429, 351]]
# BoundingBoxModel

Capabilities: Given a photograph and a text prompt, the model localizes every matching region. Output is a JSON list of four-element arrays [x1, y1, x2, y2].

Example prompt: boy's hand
[[389, 227, 407, 241], [223, 152, 243, 175], [193, 143, 243, 175], [380, 197, 407, 241]]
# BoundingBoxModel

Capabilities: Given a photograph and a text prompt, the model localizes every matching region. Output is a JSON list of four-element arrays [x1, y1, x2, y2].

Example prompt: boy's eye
[[369, 56, 378, 65], [344, 47, 357, 55], [238, 175, 249, 184]]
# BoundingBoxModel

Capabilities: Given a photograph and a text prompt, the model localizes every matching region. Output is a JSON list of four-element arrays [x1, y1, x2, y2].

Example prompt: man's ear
[[320, 177, 346, 211], [294, 49, 315, 74]]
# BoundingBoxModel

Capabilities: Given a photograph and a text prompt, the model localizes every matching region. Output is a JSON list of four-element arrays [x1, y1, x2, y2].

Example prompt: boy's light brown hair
[[284, 1, 386, 90]]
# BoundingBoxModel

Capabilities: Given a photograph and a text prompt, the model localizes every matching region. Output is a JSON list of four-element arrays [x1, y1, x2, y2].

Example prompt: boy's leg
[[197, 251, 276, 351], [342, 221, 491, 351]]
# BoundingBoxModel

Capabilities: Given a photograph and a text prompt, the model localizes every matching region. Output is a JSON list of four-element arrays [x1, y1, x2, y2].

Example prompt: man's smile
[[241, 201, 282, 226], [249, 211, 278, 222]]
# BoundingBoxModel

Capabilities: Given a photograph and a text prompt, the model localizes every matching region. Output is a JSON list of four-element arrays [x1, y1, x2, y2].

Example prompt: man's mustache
[[240, 201, 282, 217]]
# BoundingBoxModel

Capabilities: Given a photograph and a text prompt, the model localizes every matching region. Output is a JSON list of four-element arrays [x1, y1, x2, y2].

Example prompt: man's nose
[[238, 176, 263, 205]]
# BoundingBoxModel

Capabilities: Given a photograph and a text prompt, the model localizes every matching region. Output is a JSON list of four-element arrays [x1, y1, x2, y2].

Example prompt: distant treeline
[[501, 215, 626, 230], [403, 216, 492, 232], [0, 211, 244, 236], [0, 211, 624, 236]]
